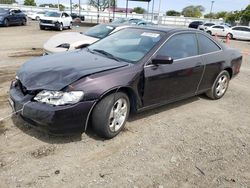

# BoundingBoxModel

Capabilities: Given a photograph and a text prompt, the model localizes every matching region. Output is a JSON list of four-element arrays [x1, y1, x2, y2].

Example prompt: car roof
[[119, 26, 198, 34], [232, 25, 250, 29]]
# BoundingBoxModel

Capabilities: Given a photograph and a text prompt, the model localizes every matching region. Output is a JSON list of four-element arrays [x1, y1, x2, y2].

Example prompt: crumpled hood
[[44, 32, 98, 53], [17, 50, 128, 91]]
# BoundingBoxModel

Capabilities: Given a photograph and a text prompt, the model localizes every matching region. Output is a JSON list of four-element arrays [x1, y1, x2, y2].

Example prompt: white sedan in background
[[28, 11, 46, 20], [43, 24, 130, 55], [206, 25, 230, 37], [40, 11, 72, 31], [228, 26, 250, 40]]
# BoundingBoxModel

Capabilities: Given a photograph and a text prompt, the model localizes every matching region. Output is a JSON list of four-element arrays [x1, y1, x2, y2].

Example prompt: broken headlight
[[34, 90, 84, 106]]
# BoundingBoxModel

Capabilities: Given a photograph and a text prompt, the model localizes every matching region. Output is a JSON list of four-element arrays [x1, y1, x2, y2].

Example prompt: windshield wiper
[[92, 49, 121, 62]]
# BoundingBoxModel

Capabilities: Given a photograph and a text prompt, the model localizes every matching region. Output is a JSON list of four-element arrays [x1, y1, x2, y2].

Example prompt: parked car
[[10, 27, 242, 138], [198, 22, 215, 31], [43, 24, 130, 54], [188, 21, 204, 29], [70, 13, 85, 21], [28, 11, 46, 20], [39, 11, 72, 31], [228, 26, 250, 40], [206, 25, 231, 37], [0, 8, 27, 27], [112, 18, 154, 26]]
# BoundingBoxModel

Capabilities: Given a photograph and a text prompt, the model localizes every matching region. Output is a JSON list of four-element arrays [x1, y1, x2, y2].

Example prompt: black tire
[[206, 70, 230, 100], [228, 33, 233, 40], [40, 25, 45, 30], [57, 23, 63, 31], [22, 18, 27, 25], [68, 22, 73, 29], [92, 92, 130, 139], [207, 30, 212, 35], [35, 16, 40, 21], [3, 19, 9, 27]]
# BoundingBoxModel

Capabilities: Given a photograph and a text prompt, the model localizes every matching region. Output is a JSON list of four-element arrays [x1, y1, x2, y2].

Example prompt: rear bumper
[[9, 83, 96, 134]]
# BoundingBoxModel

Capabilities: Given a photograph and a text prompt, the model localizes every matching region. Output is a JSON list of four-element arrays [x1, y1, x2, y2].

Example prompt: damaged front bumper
[[9, 82, 96, 134]]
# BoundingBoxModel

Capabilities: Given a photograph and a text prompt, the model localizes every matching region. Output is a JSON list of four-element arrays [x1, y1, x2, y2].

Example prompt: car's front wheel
[[57, 23, 63, 31], [207, 30, 212, 35], [92, 92, 130, 139], [40, 25, 45, 30], [206, 70, 230, 100], [3, 19, 9, 27]]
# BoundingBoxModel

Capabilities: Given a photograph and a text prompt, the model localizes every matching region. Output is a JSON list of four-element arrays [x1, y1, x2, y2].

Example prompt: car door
[[232, 27, 243, 39], [196, 33, 225, 92], [8, 9, 17, 24], [241, 27, 250, 40], [143, 33, 205, 106], [211, 26, 224, 36]]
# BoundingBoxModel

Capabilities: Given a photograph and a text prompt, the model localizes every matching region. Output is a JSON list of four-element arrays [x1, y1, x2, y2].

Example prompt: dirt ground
[[0, 21, 250, 188]]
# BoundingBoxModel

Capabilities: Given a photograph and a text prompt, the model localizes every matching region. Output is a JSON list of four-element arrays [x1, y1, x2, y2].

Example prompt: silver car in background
[[228, 26, 250, 40]]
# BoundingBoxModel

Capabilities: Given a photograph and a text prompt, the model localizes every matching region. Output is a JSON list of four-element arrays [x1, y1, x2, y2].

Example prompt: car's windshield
[[88, 28, 162, 63], [84, 24, 115, 39], [44, 11, 61, 17], [205, 23, 214, 26]]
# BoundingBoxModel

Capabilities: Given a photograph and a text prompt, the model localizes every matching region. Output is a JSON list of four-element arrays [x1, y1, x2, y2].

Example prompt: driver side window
[[157, 33, 198, 60]]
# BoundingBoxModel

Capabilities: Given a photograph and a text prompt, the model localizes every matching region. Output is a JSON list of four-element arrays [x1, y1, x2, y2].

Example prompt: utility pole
[[57, 0, 60, 11], [151, 0, 155, 22], [97, 0, 100, 23], [70, 0, 72, 14], [147, 1, 149, 20], [210, 1, 215, 21], [79, 0, 81, 16], [126, 0, 128, 18], [157, 0, 162, 24], [108, 0, 111, 22], [113, 0, 115, 21]]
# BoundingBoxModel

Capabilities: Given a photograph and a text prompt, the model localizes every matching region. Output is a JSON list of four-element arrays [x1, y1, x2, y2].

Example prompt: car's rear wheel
[[22, 18, 26, 25], [35, 16, 40, 21], [206, 70, 230, 100], [68, 22, 73, 29], [207, 30, 212, 35], [92, 92, 130, 139], [3, 19, 9, 27], [227, 33, 233, 39]]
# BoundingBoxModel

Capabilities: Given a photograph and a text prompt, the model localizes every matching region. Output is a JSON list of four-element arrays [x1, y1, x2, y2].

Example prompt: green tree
[[0, 0, 16, 4], [182, 5, 205, 18], [225, 11, 241, 24], [240, 4, 250, 25], [216, 11, 227, 19], [204, 13, 216, 19], [88, 0, 116, 11], [132, 7, 145, 14], [166, 10, 181, 16], [24, 0, 36, 6]]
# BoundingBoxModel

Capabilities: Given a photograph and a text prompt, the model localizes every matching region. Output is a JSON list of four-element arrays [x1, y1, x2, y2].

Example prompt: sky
[[22, 0, 250, 13]]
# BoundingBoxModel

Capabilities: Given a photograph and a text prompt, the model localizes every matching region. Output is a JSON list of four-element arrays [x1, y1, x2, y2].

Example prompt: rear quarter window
[[197, 34, 221, 54]]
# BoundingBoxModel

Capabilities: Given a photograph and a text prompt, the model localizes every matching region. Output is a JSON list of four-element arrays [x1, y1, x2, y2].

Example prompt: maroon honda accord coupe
[[9, 27, 242, 138]]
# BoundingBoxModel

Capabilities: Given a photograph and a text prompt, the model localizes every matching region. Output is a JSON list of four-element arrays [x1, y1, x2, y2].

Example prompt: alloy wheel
[[109, 98, 128, 132], [215, 75, 228, 97]]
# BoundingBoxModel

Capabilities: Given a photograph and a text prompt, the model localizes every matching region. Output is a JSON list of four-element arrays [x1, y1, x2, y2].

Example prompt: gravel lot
[[0, 21, 250, 188]]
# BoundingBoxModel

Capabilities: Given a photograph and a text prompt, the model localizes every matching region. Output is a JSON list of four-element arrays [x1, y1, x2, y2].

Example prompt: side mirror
[[152, 55, 173, 65]]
